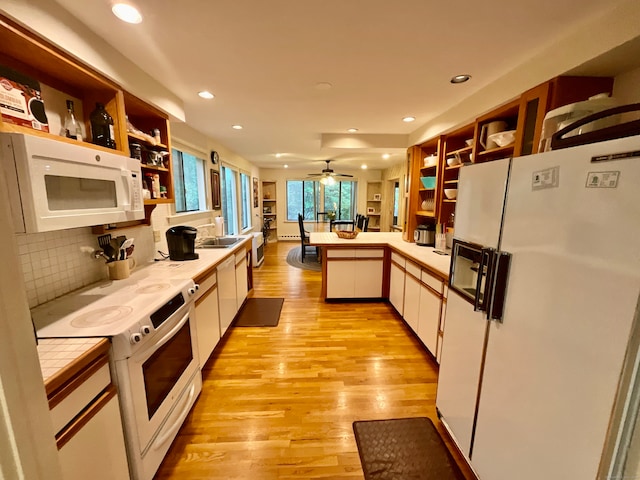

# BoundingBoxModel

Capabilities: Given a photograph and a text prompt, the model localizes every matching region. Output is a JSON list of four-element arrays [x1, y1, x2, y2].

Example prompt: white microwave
[[1, 132, 144, 233]]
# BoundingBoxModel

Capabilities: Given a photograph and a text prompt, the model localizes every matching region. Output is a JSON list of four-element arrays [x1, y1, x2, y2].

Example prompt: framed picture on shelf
[[210, 170, 221, 209], [367, 207, 375, 214], [253, 177, 259, 208], [263, 206, 272, 214], [373, 193, 381, 201]]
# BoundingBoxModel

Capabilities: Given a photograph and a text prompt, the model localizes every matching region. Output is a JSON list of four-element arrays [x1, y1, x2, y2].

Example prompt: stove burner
[[135, 283, 171, 294], [70, 306, 134, 328]]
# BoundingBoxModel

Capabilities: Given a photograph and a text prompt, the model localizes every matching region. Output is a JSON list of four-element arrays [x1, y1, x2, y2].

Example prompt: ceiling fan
[[307, 160, 353, 185]]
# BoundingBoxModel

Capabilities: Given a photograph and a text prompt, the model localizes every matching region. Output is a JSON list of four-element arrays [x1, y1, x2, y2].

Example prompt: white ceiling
[[51, 0, 632, 171]]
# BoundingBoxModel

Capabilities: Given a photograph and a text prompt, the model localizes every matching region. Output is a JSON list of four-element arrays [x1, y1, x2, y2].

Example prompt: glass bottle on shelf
[[90, 102, 116, 149], [59, 100, 83, 141]]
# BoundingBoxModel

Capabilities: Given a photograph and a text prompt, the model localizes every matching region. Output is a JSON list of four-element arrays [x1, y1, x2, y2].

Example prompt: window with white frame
[[286, 180, 319, 221], [221, 165, 238, 235], [240, 172, 252, 230], [286, 180, 356, 221], [324, 181, 356, 220], [172, 148, 206, 213]]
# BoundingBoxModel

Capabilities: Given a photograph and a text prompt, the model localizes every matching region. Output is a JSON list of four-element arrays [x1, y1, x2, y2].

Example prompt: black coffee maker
[[166, 226, 199, 261]]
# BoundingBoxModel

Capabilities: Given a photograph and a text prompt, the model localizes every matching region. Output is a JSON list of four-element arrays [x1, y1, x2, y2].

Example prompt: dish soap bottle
[[60, 100, 83, 141], [90, 102, 116, 149]]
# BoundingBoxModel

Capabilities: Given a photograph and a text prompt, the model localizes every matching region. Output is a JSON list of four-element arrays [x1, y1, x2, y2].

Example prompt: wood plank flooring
[[154, 241, 476, 480]]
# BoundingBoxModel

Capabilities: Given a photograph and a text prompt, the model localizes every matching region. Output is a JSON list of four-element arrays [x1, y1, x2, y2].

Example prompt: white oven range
[[32, 276, 202, 480]]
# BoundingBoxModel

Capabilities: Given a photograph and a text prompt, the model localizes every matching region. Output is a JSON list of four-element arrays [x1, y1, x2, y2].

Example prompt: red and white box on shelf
[[0, 65, 49, 132]]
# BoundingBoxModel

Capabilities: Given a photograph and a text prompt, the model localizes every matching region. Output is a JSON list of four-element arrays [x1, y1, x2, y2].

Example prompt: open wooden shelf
[[127, 132, 167, 149], [416, 210, 435, 217]]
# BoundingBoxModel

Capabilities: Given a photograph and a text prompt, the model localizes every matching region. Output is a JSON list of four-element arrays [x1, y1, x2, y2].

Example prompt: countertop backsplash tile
[[17, 225, 155, 308]]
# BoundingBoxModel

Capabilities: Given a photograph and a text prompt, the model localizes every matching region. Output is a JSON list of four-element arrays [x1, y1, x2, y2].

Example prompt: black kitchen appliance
[[414, 224, 435, 246], [166, 226, 199, 261]]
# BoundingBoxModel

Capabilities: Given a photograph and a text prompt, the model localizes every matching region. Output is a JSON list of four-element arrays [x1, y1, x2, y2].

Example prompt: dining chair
[[297, 213, 317, 262]]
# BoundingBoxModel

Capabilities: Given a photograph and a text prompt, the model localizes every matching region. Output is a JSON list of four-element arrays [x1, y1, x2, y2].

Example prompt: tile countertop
[[310, 231, 452, 278], [34, 235, 253, 390], [38, 337, 110, 396]]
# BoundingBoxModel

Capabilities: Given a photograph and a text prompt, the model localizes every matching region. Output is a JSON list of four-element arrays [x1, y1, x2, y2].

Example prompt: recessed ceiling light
[[112, 3, 142, 24], [315, 82, 333, 90], [198, 91, 214, 99], [382, 153, 390, 159], [232, 125, 243, 130], [275, 153, 282, 158], [284, 164, 289, 169], [361, 164, 368, 170], [402, 116, 416, 123], [450, 74, 472, 84], [347, 128, 359, 133]]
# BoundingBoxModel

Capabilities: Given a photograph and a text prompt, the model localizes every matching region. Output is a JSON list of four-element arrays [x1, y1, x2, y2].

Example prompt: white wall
[[409, 0, 640, 145], [258, 167, 382, 239], [0, 153, 62, 480], [381, 160, 408, 232]]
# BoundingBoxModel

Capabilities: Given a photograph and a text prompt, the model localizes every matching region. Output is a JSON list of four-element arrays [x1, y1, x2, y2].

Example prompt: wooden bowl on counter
[[335, 230, 359, 239]]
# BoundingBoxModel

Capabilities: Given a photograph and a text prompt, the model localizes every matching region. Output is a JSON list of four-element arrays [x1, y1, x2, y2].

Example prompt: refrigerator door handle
[[489, 252, 512, 323], [473, 247, 494, 313], [483, 250, 498, 320]]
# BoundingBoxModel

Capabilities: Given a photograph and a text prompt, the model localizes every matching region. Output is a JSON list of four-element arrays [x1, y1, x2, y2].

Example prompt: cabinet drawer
[[327, 249, 356, 258], [356, 248, 384, 258], [194, 271, 217, 302], [405, 261, 421, 280], [50, 360, 111, 435], [391, 252, 405, 268], [421, 269, 444, 294]]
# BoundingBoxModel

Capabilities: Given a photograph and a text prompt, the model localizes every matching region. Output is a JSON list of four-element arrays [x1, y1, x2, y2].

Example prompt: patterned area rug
[[286, 246, 321, 272], [353, 417, 466, 480]]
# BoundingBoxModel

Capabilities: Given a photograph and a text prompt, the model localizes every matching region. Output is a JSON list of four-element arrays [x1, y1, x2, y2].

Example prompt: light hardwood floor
[[154, 241, 476, 480]]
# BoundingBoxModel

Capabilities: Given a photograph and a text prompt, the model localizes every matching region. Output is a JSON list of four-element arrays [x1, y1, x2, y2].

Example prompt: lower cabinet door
[[235, 255, 248, 310], [403, 273, 421, 333], [326, 260, 355, 298], [217, 257, 237, 336], [58, 393, 130, 480], [195, 286, 220, 366], [389, 263, 405, 315], [417, 284, 441, 356], [354, 260, 383, 298]]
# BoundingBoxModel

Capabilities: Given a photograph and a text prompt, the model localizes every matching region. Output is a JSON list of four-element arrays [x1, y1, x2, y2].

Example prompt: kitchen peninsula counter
[[310, 231, 451, 278]]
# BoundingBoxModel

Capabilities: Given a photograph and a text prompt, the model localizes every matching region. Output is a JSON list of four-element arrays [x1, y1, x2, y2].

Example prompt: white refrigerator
[[436, 134, 640, 480]]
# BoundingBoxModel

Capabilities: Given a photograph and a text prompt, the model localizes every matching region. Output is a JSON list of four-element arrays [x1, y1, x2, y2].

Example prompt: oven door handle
[[152, 381, 198, 450], [137, 307, 191, 360]]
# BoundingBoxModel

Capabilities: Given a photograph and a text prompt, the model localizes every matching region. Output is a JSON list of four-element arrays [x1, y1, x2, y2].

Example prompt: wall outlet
[[153, 230, 161, 242]]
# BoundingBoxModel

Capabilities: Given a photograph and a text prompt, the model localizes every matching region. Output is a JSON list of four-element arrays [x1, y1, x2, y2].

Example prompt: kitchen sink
[[197, 236, 243, 248]]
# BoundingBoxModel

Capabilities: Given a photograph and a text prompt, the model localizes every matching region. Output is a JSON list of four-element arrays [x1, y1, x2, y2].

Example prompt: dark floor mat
[[234, 298, 284, 327], [353, 417, 466, 480]]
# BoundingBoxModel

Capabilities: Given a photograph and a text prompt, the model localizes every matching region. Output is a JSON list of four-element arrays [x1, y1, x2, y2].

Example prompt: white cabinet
[[417, 282, 441, 355], [326, 260, 355, 298], [217, 255, 236, 337], [194, 270, 220, 366], [235, 250, 248, 310], [58, 391, 130, 480], [354, 259, 384, 297], [50, 346, 129, 480], [403, 267, 421, 333], [389, 253, 406, 315], [325, 249, 384, 299]]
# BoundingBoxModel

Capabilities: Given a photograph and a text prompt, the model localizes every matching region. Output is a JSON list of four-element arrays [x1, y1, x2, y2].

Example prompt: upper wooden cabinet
[[406, 75, 614, 242], [0, 15, 174, 216]]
